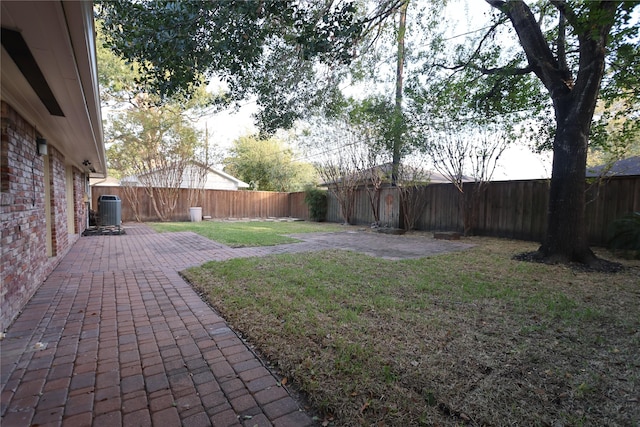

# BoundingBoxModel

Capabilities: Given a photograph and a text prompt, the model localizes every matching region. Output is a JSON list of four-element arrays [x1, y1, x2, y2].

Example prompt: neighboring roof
[[90, 176, 121, 187], [428, 171, 474, 184], [210, 168, 250, 188], [365, 163, 475, 184], [1, 1, 106, 176], [322, 162, 473, 186], [191, 162, 250, 188], [586, 156, 640, 177]]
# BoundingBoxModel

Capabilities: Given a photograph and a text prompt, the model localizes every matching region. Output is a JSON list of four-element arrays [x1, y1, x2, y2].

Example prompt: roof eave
[[1, 0, 106, 176]]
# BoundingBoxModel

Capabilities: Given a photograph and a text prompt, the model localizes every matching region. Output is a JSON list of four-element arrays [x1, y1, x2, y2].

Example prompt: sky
[[198, 0, 553, 181]]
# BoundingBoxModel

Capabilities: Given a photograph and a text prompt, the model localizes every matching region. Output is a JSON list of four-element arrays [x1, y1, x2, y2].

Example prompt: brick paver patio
[[1, 223, 317, 427]]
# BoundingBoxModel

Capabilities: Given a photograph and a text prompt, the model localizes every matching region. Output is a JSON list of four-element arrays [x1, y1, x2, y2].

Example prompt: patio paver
[[1, 223, 316, 426]]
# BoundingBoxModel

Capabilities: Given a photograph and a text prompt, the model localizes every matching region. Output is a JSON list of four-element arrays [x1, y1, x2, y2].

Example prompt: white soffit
[[1, 1, 106, 176]]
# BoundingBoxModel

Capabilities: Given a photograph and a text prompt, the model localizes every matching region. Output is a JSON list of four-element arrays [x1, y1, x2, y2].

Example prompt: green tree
[[95, 1, 401, 132], [488, 1, 637, 265], [392, 0, 409, 184], [96, 24, 139, 106], [98, 20, 219, 220], [588, 98, 640, 169], [106, 102, 203, 221], [223, 135, 316, 192], [409, 1, 639, 265]]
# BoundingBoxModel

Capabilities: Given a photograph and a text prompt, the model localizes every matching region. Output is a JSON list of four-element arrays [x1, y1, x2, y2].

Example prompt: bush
[[304, 187, 328, 222], [609, 212, 640, 259]]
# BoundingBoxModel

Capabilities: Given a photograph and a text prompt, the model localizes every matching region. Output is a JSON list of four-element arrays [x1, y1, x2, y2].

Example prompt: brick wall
[[73, 168, 88, 233], [48, 146, 68, 256], [0, 102, 81, 330]]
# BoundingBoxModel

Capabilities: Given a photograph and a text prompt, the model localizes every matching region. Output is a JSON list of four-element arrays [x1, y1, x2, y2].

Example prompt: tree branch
[[432, 61, 532, 77], [471, 64, 533, 76], [433, 18, 507, 76], [361, 0, 406, 27], [549, 0, 580, 29], [356, 0, 406, 53], [485, 0, 570, 99], [556, 8, 572, 88]]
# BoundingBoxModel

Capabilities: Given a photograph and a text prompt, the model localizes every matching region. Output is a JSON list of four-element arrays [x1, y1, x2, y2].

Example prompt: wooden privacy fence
[[323, 176, 640, 246], [93, 175, 640, 246], [92, 186, 311, 222]]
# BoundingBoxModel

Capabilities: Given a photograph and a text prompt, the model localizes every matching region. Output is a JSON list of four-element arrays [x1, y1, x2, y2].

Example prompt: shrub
[[304, 187, 328, 222], [608, 212, 640, 259]]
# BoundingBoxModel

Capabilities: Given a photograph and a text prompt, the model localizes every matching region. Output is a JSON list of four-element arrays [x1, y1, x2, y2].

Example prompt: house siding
[[0, 102, 82, 331]]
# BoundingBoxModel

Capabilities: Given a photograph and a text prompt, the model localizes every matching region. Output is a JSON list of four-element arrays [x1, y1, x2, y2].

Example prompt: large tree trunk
[[540, 99, 595, 263], [538, 5, 616, 264]]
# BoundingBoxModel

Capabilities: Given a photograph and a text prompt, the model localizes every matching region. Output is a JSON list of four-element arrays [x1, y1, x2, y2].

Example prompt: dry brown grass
[[183, 236, 640, 426]]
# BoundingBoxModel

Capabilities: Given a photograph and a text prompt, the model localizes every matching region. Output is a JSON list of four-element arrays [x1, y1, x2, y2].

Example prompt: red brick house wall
[[48, 146, 68, 257], [74, 169, 88, 233], [0, 102, 84, 330]]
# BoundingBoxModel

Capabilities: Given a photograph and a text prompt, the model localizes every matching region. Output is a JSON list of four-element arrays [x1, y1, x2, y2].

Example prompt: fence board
[[325, 192, 341, 223], [288, 192, 310, 220], [379, 188, 400, 228], [520, 181, 534, 239]]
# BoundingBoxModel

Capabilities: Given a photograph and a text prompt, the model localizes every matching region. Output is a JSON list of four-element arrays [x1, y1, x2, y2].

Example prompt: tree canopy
[[95, 0, 404, 132], [223, 135, 316, 192], [98, 22, 217, 220]]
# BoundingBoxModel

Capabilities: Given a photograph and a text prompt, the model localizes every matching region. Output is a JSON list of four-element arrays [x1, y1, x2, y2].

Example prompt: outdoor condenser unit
[[98, 195, 122, 227]]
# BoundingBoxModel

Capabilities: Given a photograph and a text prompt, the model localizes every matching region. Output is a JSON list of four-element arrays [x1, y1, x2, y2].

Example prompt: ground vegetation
[[182, 229, 640, 426]]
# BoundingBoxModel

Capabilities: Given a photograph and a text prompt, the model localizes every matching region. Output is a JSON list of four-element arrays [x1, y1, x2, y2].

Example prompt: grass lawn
[[148, 220, 345, 247], [182, 236, 640, 426]]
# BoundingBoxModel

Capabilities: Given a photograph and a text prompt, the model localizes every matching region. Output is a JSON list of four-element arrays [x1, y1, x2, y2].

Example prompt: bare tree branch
[[314, 122, 364, 224]]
